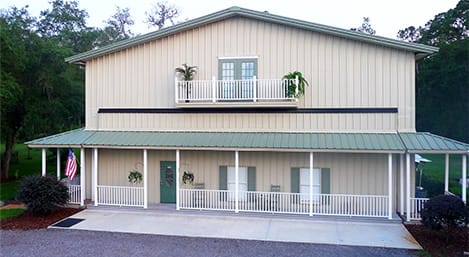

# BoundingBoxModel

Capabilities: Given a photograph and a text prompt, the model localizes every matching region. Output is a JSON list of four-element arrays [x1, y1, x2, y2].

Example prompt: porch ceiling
[[25, 129, 468, 153]]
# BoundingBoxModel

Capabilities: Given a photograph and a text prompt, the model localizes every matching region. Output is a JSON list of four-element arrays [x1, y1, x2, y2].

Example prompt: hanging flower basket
[[128, 169, 143, 184], [182, 171, 194, 185]]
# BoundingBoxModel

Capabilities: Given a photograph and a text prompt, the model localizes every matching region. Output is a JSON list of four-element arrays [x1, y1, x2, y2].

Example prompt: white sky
[[1, 0, 459, 39]]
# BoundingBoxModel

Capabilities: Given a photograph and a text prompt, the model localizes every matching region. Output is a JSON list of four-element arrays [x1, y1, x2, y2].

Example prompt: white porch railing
[[179, 189, 389, 217], [313, 194, 388, 217], [68, 184, 81, 204], [175, 77, 298, 103], [180, 189, 236, 211], [409, 197, 429, 220], [97, 185, 144, 207]]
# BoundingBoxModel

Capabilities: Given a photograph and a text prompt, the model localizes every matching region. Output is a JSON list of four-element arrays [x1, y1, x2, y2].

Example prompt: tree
[[1, 1, 88, 180], [97, 6, 135, 45], [145, 1, 179, 29], [37, 0, 89, 52], [397, 26, 422, 42], [351, 17, 376, 35], [0, 6, 34, 180], [398, 0, 468, 143]]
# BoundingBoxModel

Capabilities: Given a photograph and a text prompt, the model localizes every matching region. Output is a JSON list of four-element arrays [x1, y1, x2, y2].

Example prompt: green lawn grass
[[1, 144, 62, 201], [419, 154, 468, 199], [0, 208, 24, 220]]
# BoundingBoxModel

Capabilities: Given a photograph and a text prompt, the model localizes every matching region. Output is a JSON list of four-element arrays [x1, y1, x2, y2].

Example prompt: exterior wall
[[90, 149, 406, 207], [97, 112, 397, 132], [85, 17, 416, 132], [95, 149, 175, 204]]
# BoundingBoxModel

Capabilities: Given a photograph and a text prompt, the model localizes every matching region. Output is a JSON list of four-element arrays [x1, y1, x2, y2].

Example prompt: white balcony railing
[[409, 197, 429, 220], [97, 185, 144, 207], [175, 76, 299, 103], [179, 189, 389, 218], [68, 184, 81, 204]]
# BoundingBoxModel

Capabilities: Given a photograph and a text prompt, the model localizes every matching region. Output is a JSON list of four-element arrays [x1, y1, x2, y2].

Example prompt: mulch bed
[[1, 207, 83, 230], [405, 224, 469, 257]]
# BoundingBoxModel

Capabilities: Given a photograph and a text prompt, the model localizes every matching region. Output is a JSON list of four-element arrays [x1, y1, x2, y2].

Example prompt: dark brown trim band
[[98, 107, 398, 114]]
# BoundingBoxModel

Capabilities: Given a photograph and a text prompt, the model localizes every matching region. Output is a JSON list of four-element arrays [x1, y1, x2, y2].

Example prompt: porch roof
[[25, 129, 469, 153], [399, 132, 469, 153]]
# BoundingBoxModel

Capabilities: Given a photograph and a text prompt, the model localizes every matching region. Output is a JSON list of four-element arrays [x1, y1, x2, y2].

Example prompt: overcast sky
[[1, 0, 459, 39]]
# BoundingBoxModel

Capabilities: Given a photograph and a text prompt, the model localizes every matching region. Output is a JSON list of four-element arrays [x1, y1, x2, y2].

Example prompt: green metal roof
[[65, 6, 438, 64], [399, 132, 469, 153], [26, 129, 468, 154]]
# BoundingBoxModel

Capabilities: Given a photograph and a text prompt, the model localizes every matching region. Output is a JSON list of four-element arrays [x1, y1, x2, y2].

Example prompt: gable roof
[[66, 6, 438, 64], [25, 129, 469, 154]]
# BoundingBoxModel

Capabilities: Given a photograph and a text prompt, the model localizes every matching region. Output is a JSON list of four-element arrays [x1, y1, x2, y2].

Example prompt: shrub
[[420, 194, 468, 241], [18, 175, 69, 216]]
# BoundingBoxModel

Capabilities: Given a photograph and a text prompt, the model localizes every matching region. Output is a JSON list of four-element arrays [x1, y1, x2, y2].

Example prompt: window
[[227, 166, 248, 200], [299, 168, 321, 203], [218, 58, 258, 100]]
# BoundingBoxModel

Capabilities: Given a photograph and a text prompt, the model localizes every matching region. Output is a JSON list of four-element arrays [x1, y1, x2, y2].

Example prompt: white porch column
[[80, 147, 86, 206], [56, 149, 60, 180], [93, 148, 98, 206], [405, 153, 411, 222], [175, 149, 180, 210], [399, 154, 404, 215], [388, 153, 393, 220], [445, 153, 449, 193], [41, 148, 46, 176], [235, 150, 239, 213], [309, 152, 314, 217], [143, 149, 148, 209], [462, 154, 467, 203]]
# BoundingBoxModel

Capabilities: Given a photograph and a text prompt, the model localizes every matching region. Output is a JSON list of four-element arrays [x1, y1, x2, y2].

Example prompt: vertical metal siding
[[90, 150, 399, 204], [85, 17, 416, 132]]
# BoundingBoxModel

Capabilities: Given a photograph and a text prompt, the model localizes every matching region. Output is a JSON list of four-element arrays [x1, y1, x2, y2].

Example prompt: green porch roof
[[25, 129, 469, 153], [399, 132, 469, 153]]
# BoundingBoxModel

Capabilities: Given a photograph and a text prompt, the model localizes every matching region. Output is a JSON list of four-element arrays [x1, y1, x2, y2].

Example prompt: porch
[[26, 130, 468, 222]]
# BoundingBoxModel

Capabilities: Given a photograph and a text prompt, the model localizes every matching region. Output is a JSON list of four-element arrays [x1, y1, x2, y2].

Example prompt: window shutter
[[219, 166, 227, 190], [291, 167, 300, 193], [321, 168, 331, 194], [247, 167, 256, 191]]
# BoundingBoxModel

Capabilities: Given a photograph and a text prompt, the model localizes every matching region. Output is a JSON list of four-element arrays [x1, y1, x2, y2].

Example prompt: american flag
[[65, 149, 77, 181]]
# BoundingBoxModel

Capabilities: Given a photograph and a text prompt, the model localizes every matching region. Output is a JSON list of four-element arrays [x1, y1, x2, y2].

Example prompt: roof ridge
[[65, 7, 438, 63]]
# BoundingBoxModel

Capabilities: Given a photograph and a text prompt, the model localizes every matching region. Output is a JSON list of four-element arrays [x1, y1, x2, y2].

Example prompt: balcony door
[[218, 58, 257, 100]]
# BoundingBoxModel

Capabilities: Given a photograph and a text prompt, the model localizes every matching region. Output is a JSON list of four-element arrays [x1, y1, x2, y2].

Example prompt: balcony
[[175, 76, 299, 108]]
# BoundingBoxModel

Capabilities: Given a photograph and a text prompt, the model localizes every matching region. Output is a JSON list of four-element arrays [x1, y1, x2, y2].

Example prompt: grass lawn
[[0, 143, 64, 201], [0, 208, 24, 220], [419, 154, 468, 199]]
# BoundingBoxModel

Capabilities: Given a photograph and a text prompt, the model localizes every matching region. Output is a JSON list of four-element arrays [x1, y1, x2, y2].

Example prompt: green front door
[[160, 161, 176, 203]]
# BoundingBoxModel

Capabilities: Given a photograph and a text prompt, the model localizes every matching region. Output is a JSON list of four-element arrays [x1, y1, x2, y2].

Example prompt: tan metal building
[[27, 7, 468, 221]]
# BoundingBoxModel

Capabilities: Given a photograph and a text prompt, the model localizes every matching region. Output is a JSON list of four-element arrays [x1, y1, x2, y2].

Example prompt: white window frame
[[300, 168, 321, 203], [227, 166, 248, 201]]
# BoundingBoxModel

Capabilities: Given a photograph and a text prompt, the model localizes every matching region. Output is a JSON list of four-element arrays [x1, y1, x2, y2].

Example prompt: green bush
[[18, 175, 69, 216], [421, 194, 468, 241]]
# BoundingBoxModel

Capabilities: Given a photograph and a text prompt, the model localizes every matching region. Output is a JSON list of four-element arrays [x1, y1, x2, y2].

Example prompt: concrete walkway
[[57, 208, 421, 250]]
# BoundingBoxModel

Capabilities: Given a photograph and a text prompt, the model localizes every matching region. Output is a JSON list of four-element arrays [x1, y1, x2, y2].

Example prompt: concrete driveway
[[55, 208, 421, 250]]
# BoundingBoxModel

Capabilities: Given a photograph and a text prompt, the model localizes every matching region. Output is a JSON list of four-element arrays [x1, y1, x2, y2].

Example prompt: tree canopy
[[398, 0, 468, 143], [351, 17, 376, 35], [0, 1, 89, 180], [145, 1, 180, 29], [0, 0, 183, 180]]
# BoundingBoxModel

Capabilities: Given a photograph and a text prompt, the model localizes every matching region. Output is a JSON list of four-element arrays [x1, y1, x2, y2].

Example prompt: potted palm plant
[[175, 64, 197, 102], [282, 71, 309, 98]]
